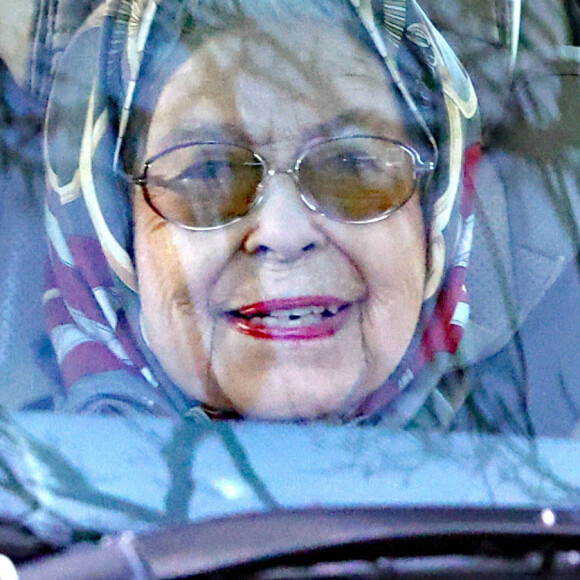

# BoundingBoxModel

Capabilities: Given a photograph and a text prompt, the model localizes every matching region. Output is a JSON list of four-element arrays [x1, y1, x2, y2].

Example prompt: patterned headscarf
[[43, 0, 480, 423]]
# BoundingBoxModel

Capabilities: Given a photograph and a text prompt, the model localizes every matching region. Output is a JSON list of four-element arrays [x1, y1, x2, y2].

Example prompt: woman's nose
[[242, 172, 328, 262]]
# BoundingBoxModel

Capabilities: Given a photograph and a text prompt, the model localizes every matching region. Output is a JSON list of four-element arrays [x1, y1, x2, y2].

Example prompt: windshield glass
[[1, 0, 580, 573]]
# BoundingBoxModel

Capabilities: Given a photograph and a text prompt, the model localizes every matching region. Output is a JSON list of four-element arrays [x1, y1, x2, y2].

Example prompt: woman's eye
[[175, 160, 234, 183], [332, 151, 382, 175], [157, 160, 237, 197]]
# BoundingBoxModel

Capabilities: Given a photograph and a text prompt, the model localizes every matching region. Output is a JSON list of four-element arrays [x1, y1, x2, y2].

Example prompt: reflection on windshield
[[1, 410, 580, 548], [0, 0, 579, 570]]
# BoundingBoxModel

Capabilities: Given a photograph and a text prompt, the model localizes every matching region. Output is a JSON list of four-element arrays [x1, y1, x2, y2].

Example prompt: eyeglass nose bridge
[[257, 162, 304, 195], [258, 164, 317, 215], [266, 167, 294, 178]]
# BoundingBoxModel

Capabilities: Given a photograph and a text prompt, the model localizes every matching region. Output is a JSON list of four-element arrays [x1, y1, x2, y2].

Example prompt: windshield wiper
[[16, 506, 580, 579]]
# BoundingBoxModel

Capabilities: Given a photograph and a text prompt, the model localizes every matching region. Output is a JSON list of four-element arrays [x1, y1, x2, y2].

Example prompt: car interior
[[0, 1, 579, 577]]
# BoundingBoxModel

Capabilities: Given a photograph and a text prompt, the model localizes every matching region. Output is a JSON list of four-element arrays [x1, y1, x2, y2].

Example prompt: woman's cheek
[[348, 201, 427, 384], [133, 206, 205, 395]]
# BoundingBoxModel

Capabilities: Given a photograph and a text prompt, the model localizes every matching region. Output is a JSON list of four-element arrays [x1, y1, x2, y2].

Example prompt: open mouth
[[225, 297, 351, 340]]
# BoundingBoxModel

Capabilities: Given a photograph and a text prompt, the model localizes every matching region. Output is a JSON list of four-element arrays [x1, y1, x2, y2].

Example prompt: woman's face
[[133, 19, 430, 419]]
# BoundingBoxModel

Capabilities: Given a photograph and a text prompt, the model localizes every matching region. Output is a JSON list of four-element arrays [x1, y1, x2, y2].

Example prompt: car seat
[[0, 57, 59, 409]]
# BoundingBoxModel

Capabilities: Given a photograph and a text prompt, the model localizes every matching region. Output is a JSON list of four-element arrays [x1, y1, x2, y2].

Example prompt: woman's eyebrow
[[155, 123, 252, 150], [303, 110, 403, 141]]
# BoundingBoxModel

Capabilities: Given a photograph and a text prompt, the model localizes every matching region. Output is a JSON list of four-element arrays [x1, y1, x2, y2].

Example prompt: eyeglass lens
[[142, 138, 417, 229]]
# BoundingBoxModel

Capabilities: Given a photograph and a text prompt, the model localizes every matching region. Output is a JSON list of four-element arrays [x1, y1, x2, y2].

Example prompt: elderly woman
[[43, 0, 481, 427], [40, 0, 580, 434]]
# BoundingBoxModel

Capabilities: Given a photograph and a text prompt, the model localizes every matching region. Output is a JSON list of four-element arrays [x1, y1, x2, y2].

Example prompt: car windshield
[[1, 0, 580, 577]]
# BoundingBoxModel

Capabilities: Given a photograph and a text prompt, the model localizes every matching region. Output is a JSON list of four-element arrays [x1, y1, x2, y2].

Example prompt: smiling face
[[133, 18, 430, 419]]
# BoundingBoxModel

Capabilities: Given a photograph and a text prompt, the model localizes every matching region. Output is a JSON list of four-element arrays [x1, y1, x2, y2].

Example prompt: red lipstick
[[226, 296, 351, 340]]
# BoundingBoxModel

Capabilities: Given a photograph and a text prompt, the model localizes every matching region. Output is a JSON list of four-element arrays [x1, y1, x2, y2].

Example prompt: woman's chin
[[207, 366, 373, 420]]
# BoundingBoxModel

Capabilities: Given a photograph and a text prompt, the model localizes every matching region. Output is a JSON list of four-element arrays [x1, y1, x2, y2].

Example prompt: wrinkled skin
[[133, 19, 431, 419]]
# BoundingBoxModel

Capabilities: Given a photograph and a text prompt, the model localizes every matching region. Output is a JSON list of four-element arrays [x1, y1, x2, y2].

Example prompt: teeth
[[241, 304, 346, 327], [269, 306, 325, 318], [250, 312, 326, 328]]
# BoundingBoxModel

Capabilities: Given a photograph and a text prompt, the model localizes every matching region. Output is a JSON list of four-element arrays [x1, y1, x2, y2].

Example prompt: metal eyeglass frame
[[127, 135, 436, 231]]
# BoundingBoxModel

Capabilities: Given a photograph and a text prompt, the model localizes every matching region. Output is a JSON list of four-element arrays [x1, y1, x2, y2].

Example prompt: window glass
[[1, 0, 579, 574]]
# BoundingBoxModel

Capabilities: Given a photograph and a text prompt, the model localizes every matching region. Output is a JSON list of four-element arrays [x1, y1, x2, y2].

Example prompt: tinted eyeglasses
[[129, 136, 435, 230]]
